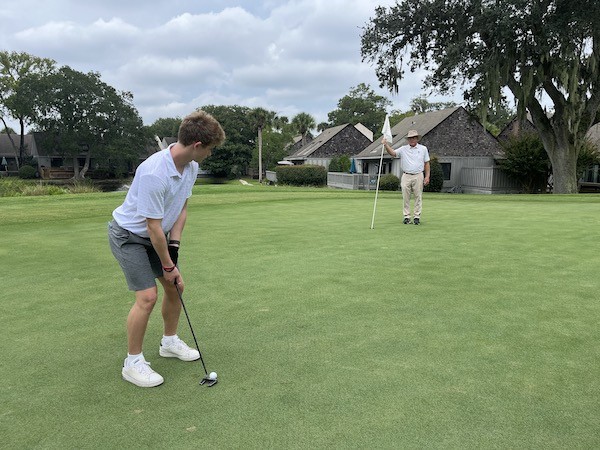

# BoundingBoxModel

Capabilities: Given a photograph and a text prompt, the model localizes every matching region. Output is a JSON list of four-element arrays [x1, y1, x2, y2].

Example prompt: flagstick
[[370, 143, 385, 229]]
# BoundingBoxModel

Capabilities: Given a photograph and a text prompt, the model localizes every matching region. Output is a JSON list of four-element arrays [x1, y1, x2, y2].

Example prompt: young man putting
[[108, 110, 225, 387]]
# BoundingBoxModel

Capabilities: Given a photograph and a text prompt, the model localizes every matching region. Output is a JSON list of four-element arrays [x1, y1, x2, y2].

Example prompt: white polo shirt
[[113, 145, 199, 237], [394, 143, 430, 174]]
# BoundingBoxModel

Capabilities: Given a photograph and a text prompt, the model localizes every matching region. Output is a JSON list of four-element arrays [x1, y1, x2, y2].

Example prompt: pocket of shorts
[[108, 221, 130, 240]]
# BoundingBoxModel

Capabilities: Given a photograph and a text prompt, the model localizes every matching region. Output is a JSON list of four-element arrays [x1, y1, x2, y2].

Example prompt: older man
[[382, 129, 430, 225]]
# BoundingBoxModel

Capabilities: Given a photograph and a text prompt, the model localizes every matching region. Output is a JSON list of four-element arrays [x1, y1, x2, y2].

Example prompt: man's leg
[[157, 278, 200, 361], [413, 173, 425, 219], [401, 174, 412, 221], [158, 278, 181, 336], [127, 286, 158, 354], [122, 286, 164, 387]]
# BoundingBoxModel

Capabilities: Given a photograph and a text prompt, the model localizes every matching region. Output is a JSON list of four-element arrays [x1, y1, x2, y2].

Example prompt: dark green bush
[[275, 164, 327, 186], [18, 165, 37, 179], [424, 156, 444, 192], [91, 167, 111, 179], [328, 156, 351, 173], [338, 155, 351, 172], [498, 135, 549, 193], [379, 173, 400, 190], [328, 156, 341, 172]]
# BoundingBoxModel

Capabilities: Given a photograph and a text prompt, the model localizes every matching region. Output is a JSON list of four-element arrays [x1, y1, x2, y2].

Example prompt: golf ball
[[209, 371, 217, 380]]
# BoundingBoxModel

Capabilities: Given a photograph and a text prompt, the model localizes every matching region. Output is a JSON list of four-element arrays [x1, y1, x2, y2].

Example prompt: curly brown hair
[[178, 110, 226, 148]]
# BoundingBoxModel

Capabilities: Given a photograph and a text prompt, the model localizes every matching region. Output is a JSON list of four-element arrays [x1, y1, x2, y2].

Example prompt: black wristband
[[163, 265, 176, 273], [168, 240, 180, 246]]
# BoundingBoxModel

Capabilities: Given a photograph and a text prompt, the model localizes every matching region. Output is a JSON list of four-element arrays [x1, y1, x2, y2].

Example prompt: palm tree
[[291, 112, 316, 146], [250, 107, 275, 183]]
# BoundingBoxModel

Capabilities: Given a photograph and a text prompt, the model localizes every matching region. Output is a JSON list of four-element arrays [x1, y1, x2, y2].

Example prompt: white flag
[[381, 114, 393, 143]]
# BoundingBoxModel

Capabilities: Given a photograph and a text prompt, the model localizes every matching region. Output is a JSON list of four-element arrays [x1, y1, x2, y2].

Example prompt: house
[[580, 123, 600, 192], [498, 113, 537, 141], [286, 134, 314, 155], [0, 133, 39, 172], [285, 123, 372, 168], [0, 131, 163, 179], [353, 106, 515, 193]]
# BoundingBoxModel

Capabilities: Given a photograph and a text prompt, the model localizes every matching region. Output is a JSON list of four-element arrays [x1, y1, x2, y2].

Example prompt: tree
[[424, 156, 444, 192], [484, 102, 516, 137], [317, 122, 329, 132], [251, 127, 295, 171], [0, 51, 56, 168], [250, 107, 275, 183], [25, 66, 144, 179], [145, 118, 181, 141], [410, 95, 456, 114], [291, 112, 316, 146], [200, 105, 255, 179], [327, 83, 392, 133], [361, 0, 600, 193], [498, 135, 550, 193]]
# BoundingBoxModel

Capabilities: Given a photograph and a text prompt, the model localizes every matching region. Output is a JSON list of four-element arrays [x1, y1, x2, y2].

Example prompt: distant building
[[285, 124, 372, 168]]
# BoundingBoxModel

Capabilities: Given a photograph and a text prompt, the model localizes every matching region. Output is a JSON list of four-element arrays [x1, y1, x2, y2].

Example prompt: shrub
[[91, 167, 111, 180], [0, 178, 27, 197], [20, 184, 66, 196], [275, 165, 327, 186], [338, 155, 351, 172], [328, 156, 351, 173], [499, 135, 549, 193], [379, 173, 400, 190], [328, 157, 341, 172], [424, 156, 444, 192], [69, 180, 100, 194], [19, 165, 37, 179]]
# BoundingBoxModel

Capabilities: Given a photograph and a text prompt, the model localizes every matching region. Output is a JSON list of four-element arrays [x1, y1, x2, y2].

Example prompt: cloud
[[1, 0, 463, 129]]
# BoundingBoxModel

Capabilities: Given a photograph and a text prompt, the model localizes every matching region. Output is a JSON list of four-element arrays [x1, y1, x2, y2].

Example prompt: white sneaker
[[122, 357, 164, 387], [159, 336, 200, 361]]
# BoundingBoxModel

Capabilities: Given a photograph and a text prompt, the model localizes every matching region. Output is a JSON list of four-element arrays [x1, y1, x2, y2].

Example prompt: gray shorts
[[108, 220, 163, 291]]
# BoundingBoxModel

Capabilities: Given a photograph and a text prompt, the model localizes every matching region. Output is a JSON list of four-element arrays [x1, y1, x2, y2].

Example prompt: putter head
[[200, 376, 218, 387]]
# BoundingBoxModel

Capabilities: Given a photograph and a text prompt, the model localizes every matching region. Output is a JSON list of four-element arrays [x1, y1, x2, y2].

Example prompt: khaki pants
[[401, 172, 424, 219]]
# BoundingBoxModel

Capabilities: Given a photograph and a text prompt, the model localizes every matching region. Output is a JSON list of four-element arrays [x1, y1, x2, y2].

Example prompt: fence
[[327, 173, 376, 190], [460, 167, 522, 194]]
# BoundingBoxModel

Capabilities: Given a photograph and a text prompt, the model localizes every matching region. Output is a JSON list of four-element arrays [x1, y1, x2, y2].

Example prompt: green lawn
[[1, 185, 599, 448]]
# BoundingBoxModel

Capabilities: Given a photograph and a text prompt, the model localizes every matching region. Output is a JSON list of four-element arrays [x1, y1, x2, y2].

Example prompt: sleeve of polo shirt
[[423, 146, 431, 162], [137, 173, 167, 219]]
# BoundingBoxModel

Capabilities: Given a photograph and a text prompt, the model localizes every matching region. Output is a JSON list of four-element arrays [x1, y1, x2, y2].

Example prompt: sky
[[1, 0, 464, 131]]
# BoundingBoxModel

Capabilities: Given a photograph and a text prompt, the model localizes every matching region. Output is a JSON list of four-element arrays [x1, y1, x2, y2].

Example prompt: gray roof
[[586, 123, 600, 148], [0, 133, 37, 157], [355, 107, 461, 159], [286, 124, 347, 160]]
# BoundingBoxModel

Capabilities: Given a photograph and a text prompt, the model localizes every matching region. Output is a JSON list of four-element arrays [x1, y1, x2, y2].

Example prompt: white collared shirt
[[113, 145, 199, 236], [394, 143, 430, 173]]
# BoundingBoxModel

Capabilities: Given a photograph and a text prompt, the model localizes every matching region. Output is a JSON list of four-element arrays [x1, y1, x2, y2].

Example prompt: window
[[441, 163, 451, 181]]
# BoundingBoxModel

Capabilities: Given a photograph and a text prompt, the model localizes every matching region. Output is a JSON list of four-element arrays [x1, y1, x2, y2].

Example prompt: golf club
[[174, 282, 218, 387]]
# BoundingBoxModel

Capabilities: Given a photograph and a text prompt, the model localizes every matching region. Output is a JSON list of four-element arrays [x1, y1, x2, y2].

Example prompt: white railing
[[327, 173, 374, 190]]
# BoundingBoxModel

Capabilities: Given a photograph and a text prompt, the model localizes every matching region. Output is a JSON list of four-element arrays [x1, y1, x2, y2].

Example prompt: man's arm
[[424, 161, 431, 186], [169, 199, 188, 243], [147, 218, 180, 283], [382, 138, 397, 157]]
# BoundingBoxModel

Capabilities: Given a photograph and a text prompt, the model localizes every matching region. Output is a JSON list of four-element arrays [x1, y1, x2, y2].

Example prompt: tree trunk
[[79, 151, 91, 179], [18, 118, 26, 169], [72, 156, 81, 179], [258, 128, 263, 183], [547, 145, 579, 194], [528, 103, 579, 194]]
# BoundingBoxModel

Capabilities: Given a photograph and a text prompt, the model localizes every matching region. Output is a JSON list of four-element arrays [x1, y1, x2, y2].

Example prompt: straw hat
[[406, 129, 419, 138]]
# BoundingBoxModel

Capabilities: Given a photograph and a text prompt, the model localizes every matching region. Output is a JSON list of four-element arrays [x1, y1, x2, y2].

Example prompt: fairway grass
[[1, 185, 599, 448]]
